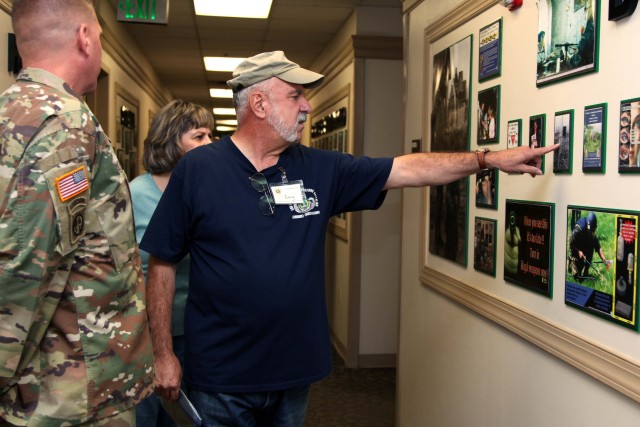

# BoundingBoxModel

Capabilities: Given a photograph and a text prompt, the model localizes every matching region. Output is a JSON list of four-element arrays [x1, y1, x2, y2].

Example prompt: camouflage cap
[[227, 51, 324, 93]]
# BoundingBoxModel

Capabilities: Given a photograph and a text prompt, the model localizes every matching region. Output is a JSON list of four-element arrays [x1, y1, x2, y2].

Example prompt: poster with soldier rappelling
[[504, 200, 554, 296], [565, 206, 639, 329]]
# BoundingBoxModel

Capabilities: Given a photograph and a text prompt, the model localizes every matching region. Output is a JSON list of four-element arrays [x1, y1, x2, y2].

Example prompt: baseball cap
[[227, 51, 324, 93]]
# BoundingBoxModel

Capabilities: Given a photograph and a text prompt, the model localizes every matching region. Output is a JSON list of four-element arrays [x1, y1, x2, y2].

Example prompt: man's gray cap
[[227, 51, 324, 92]]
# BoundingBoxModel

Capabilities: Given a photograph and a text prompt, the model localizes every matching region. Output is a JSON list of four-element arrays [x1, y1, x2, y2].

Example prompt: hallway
[[304, 351, 396, 426]]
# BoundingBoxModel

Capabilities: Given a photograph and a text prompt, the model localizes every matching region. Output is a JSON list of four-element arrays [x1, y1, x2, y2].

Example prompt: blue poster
[[583, 105, 605, 171], [479, 20, 501, 81]]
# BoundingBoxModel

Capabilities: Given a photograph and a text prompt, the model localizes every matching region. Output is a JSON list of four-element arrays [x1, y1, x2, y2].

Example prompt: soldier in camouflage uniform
[[0, 1, 154, 425]]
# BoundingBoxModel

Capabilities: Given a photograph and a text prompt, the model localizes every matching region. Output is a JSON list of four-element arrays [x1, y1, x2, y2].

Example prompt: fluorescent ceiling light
[[216, 126, 237, 132], [213, 108, 237, 116], [210, 88, 233, 98], [216, 119, 238, 126], [204, 57, 244, 72], [194, 0, 272, 19]]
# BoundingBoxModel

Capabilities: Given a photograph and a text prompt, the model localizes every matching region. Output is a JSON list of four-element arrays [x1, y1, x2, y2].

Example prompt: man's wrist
[[475, 148, 490, 171]]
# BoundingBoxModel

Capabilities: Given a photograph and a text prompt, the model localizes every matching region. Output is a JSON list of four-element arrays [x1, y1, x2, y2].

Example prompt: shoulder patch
[[56, 165, 89, 201]]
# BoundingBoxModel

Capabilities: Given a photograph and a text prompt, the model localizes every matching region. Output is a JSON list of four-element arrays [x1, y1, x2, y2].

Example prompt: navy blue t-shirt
[[140, 136, 393, 393]]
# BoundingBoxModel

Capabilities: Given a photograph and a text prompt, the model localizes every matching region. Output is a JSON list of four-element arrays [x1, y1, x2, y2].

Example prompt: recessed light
[[213, 108, 237, 116], [210, 88, 233, 98], [204, 57, 244, 72], [194, 0, 272, 19]]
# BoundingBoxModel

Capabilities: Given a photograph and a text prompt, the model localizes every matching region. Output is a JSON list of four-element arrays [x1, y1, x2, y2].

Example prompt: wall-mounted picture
[[504, 200, 554, 297], [477, 85, 500, 144], [565, 206, 638, 329], [529, 114, 546, 172], [553, 109, 573, 173], [536, 0, 599, 86], [583, 103, 606, 173], [507, 119, 521, 149], [475, 168, 498, 209], [618, 97, 640, 173], [474, 217, 497, 276], [429, 35, 472, 267], [478, 18, 502, 81]]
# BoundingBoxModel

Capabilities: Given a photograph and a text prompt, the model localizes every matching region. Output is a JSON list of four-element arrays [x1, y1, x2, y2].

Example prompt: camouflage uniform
[[0, 69, 154, 426]]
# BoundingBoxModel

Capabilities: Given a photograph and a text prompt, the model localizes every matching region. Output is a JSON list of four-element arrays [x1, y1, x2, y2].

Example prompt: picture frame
[[553, 109, 574, 173], [618, 97, 640, 173], [504, 200, 555, 297], [428, 34, 472, 267], [474, 217, 497, 277], [507, 119, 521, 149], [565, 205, 638, 329], [536, 0, 599, 86], [475, 168, 498, 209], [583, 103, 607, 173], [529, 114, 546, 172], [478, 18, 502, 82], [477, 85, 500, 145]]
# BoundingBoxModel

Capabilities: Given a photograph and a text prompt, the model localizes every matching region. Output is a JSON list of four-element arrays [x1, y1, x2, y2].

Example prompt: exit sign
[[117, 0, 169, 24]]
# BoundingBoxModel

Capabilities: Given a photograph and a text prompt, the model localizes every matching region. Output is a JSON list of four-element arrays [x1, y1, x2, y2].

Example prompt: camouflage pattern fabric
[[0, 68, 154, 425]]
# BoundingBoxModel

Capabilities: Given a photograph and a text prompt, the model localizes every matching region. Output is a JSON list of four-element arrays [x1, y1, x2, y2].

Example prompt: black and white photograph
[[553, 110, 573, 173]]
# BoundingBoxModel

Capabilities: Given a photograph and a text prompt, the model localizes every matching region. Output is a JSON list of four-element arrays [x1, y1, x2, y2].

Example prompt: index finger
[[533, 143, 560, 155]]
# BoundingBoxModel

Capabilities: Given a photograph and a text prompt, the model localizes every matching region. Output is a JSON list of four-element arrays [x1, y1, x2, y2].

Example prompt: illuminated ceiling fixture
[[194, 0, 273, 19], [213, 108, 237, 116], [216, 126, 237, 132], [216, 119, 238, 126], [204, 57, 244, 72], [210, 88, 234, 98]]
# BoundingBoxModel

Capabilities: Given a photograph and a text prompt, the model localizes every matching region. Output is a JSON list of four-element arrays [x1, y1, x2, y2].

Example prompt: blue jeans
[[136, 336, 187, 427], [190, 385, 310, 427]]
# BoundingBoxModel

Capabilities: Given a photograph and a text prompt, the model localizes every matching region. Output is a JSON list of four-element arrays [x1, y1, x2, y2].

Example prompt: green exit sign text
[[117, 0, 169, 24]]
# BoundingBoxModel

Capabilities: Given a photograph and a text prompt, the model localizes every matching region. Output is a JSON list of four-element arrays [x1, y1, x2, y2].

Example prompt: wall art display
[[477, 85, 500, 144], [474, 217, 497, 276], [529, 114, 546, 172], [507, 119, 521, 149], [553, 109, 573, 173], [504, 200, 554, 297], [608, 0, 638, 20], [583, 103, 606, 172], [565, 206, 638, 328], [618, 97, 640, 173], [475, 168, 498, 209], [478, 18, 502, 81], [115, 85, 139, 180], [429, 35, 472, 266], [536, 0, 599, 86]]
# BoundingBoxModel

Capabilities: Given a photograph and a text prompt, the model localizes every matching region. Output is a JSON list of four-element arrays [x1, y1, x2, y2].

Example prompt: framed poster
[[536, 0, 599, 86], [428, 35, 472, 267], [504, 200, 554, 297], [583, 103, 607, 173], [507, 119, 521, 149], [565, 206, 638, 329], [477, 85, 500, 144], [618, 97, 640, 173], [478, 18, 502, 81], [474, 217, 497, 277], [475, 168, 498, 209], [529, 114, 546, 172], [553, 109, 573, 173]]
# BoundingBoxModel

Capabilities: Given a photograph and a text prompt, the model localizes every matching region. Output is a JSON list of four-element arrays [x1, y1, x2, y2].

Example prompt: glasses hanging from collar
[[249, 167, 288, 216]]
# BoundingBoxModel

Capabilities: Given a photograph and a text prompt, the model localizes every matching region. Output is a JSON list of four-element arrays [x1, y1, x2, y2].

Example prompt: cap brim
[[277, 68, 324, 88]]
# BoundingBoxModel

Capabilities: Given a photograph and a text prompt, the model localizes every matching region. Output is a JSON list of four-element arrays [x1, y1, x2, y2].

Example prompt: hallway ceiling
[[108, 0, 401, 125]]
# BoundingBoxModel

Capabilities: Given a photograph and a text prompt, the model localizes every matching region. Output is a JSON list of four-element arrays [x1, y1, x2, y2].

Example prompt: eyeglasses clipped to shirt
[[249, 167, 289, 216]]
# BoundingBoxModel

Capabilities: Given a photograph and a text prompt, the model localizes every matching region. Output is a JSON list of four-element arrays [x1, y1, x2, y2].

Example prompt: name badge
[[270, 180, 304, 204]]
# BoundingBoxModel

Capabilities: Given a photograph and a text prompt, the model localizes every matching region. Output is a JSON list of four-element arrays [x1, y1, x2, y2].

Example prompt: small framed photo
[[477, 85, 500, 144], [536, 0, 599, 86], [507, 119, 522, 149], [474, 217, 497, 277], [583, 103, 607, 173], [553, 110, 574, 173], [504, 199, 555, 297], [475, 168, 498, 209], [618, 97, 640, 173], [529, 114, 546, 172], [478, 18, 502, 82], [565, 206, 639, 329]]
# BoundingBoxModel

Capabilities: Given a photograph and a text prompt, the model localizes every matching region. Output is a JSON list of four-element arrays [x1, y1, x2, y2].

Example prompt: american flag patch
[[56, 166, 89, 202]]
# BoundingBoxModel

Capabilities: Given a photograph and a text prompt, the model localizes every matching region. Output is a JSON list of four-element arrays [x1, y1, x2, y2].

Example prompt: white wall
[[0, 10, 15, 90], [399, 0, 640, 425]]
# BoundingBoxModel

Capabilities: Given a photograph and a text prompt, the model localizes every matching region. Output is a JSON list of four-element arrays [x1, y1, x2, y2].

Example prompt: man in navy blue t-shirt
[[141, 51, 557, 426]]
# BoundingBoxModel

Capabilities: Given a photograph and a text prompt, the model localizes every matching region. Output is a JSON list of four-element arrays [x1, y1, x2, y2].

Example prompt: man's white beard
[[268, 106, 307, 143]]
